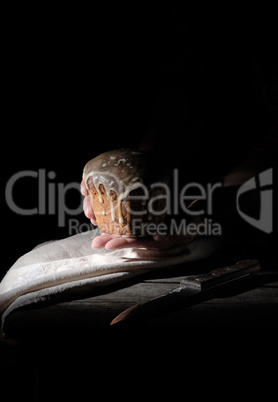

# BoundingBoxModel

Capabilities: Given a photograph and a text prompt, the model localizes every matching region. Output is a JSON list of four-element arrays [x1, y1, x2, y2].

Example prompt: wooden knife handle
[[180, 259, 261, 291]]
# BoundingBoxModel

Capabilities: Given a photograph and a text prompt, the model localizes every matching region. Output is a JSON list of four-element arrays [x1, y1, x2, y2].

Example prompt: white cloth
[[0, 229, 220, 324]]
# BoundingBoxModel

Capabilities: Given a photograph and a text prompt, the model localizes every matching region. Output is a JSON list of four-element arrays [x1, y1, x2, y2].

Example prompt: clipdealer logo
[[4, 168, 274, 235], [236, 168, 273, 234], [5, 169, 83, 228]]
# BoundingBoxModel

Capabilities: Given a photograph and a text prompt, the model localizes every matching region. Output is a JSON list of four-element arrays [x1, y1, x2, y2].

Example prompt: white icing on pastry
[[83, 149, 148, 225]]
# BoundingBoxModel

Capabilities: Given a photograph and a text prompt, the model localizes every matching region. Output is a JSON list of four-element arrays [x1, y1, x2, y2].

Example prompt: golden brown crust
[[84, 149, 167, 237], [87, 179, 133, 236]]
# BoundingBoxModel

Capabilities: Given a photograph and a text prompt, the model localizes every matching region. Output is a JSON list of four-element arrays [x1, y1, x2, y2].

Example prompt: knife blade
[[110, 259, 261, 326]]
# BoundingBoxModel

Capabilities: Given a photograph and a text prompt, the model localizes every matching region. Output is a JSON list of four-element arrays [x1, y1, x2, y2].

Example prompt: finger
[[83, 196, 92, 218], [80, 180, 88, 196], [105, 234, 195, 250], [92, 233, 195, 251], [83, 196, 97, 225], [90, 218, 97, 226], [91, 235, 151, 250], [104, 237, 143, 250], [91, 235, 114, 249], [104, 236, 173, 250]]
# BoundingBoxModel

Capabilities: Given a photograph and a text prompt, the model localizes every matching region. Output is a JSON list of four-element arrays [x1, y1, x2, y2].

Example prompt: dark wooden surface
[[9, 275, 278, 330], [3, 251, 278, 338]]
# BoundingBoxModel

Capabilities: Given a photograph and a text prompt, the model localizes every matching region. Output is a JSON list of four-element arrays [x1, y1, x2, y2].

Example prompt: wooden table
[[3, 245, 278, 338]]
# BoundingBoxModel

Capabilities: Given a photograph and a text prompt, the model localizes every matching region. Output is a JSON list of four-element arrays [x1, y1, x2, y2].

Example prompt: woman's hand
[[91, 232, 196, 251], [80, 180, 97, 226], [81, 179, 197, 250]]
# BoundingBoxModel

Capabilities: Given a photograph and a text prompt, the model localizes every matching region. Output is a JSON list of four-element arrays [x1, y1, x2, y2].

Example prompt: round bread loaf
[[83, 148, 168, 236]]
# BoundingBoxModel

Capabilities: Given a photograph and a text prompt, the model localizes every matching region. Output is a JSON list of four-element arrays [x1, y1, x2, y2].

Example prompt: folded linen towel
[[0, 229, 220, 326]]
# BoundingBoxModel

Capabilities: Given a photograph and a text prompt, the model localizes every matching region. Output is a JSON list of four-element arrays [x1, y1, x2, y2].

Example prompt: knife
[[110, 259, 261, 326]]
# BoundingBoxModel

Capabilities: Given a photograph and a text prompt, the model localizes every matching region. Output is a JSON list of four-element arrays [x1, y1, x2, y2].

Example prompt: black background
[[2, 4, 277, 279], [2, 3, 174, 277]]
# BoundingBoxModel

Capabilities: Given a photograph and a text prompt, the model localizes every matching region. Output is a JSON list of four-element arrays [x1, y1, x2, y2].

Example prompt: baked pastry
[[83, 148, 168, 236]]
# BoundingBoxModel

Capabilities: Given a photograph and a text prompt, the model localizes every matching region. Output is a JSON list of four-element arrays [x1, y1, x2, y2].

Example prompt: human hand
[[80, 180, 97, 226], [91, 232, 196, 251], [81, 180, 198, 251]]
